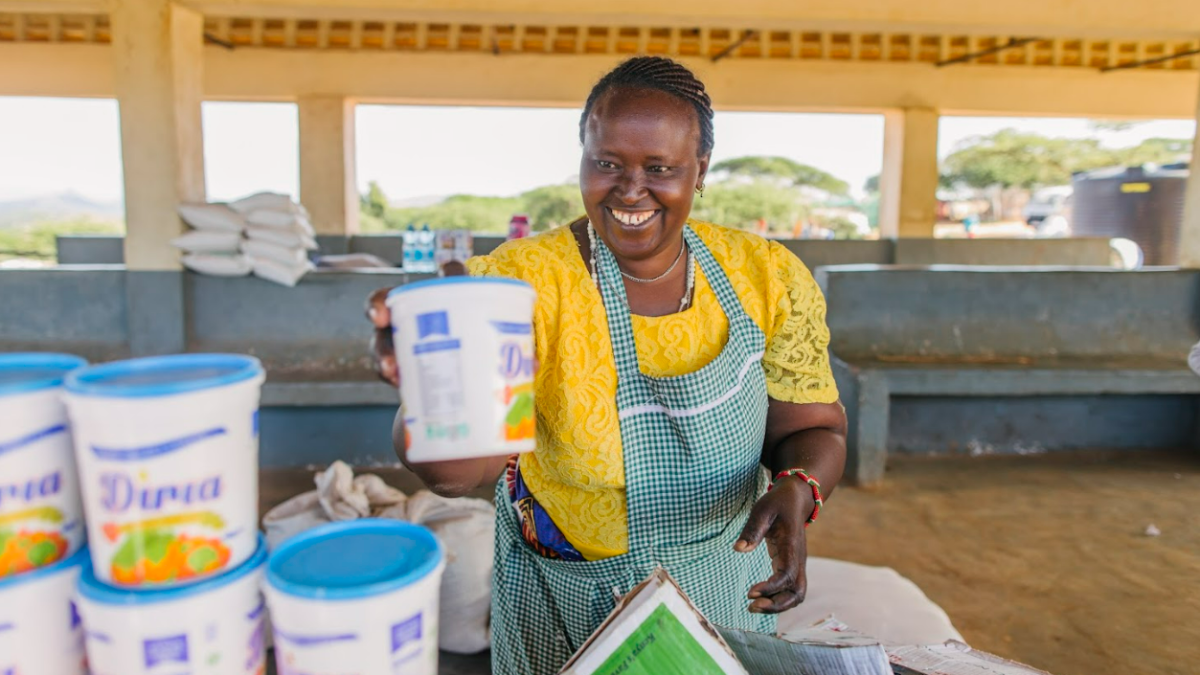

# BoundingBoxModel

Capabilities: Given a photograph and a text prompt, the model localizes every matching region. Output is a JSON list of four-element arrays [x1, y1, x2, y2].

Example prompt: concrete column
[[1179, 86, 1200, 268], [298, 95, 359, 235], [110, 0, 205, 271], [879, 107, 940, 239]]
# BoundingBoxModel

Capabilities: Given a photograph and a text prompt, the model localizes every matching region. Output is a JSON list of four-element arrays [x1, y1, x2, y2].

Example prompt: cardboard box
[[559, 569, 747, 675]]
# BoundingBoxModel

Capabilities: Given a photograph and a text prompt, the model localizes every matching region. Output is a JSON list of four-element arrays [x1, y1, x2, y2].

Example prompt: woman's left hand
[[734, 477, 815, 613]]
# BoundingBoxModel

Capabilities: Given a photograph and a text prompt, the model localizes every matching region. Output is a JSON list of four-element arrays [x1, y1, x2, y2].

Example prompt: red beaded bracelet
[[767, 468, 823, 525]]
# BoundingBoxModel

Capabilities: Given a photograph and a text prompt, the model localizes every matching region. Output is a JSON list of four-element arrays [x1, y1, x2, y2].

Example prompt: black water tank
[[1071, 164, 1189, 265]]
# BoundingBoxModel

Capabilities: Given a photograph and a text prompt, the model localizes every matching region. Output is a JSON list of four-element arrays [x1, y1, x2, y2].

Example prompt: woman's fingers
[[370, 328, 400, 388], [747, 546, 808, 613], [749, 589, 804, 614], [741, 492, 809, 614], [366, 286, 392, 329], [735, 499, 776, 553], [366, 287, 399, 387]]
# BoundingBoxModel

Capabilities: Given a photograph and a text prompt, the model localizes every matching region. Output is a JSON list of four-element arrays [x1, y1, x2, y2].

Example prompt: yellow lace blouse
[[467, 220, 838, 560]]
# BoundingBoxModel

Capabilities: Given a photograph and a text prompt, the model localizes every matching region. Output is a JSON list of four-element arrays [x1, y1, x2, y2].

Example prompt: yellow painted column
[[879, 107, 940, 239], [298, 95, 359, 235], [109, 0, 205, 270], [1180, 86, 1200, 268]]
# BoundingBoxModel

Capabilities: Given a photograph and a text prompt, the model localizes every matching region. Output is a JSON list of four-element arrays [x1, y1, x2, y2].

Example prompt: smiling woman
[[367, 56, 848, 675]]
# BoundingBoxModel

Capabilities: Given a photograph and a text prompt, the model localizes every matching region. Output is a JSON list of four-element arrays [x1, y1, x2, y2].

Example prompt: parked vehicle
[[1022, 186, 1072, 226]]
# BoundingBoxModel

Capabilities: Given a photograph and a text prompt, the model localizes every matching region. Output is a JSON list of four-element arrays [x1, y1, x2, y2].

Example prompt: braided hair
[[580, 56, 714, 157]]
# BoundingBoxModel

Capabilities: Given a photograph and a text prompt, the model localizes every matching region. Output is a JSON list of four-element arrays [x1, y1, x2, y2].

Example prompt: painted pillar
[[298, 95, 359, 235], [879, 107, 941, 239], [1179, 85, 1200, 268], [109, 0, 205, 270]]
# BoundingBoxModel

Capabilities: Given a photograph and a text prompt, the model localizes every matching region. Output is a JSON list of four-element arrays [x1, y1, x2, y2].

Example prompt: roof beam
[[0, 1, 102, 11], [2, 42, 1196, 120], [184, 0, 1200, 40]]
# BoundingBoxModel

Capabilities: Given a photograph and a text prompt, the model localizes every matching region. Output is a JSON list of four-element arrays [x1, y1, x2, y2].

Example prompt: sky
[[0, 97, 1194, 208]]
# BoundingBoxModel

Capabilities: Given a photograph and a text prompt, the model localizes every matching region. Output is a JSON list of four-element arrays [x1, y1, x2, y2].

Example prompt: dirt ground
[[808, 450, 1200, 675], [262, 449, 1200, 675]]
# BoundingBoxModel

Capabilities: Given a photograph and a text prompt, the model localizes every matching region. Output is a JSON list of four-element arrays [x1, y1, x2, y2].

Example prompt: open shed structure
[[2, 0, 1200, 480], [3, 0, 1200, 260]]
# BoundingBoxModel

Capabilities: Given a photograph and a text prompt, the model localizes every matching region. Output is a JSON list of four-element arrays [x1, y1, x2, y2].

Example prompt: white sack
[[246, 225, 318, 250], [262, 462, 495, 654], [241, 238, 310, 267], [181, 253, 253, 277], [776, 557, 963, 646], [252, 257, 312, 287], [247, 208, 317, 236], [178, 203, 246, 232], [172, 230, 242, 253], [229, 191, 300, 214]]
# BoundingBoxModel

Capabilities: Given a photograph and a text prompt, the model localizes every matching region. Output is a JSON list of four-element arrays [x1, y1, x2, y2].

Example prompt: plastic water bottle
[[418, 224, 436, 273], [402, 224, 417, 272]]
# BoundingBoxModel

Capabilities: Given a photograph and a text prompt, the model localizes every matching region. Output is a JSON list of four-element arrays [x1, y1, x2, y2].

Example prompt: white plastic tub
[[77, 534, 269, 675], [387, 277, 536, 462], [0, 353, 88, 578], [63, 354, 264, 587], [0, 544, 88, 675], [264, 519, 445, 675]]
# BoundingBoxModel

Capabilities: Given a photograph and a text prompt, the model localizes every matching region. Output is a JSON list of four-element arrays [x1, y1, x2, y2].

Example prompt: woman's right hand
[[365, 263, 505, 498], [366, 287, 400, 388], [367, 261, 468, 387]]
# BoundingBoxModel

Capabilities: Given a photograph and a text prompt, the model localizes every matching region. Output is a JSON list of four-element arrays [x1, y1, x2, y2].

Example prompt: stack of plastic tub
[[0, 353, 90, 675], [264, 519, 446, 675], [63, 354, 269, 675]]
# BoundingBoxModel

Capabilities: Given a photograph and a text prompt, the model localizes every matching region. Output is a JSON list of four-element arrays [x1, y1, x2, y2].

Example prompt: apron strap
[[591, 227, 647, 409], [593, 223, 765, 408], [680, 226, 751, 327]]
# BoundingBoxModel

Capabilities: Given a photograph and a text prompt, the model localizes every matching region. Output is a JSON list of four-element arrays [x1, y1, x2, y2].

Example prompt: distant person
[[963, 213, 979, 239]]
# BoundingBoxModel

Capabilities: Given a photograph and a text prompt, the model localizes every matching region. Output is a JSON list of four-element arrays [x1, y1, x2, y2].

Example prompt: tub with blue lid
[[386, 277, 537, 463], [63, 354, 264, 587], [76, 533, 269, 675], [0, 543, 89, 674], [0, 352, 88, 578], [264, 519, 445, 675]]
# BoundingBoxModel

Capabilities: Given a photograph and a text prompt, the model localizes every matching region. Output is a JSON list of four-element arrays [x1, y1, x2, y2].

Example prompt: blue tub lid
[[0, 353, 88, 397], [77, 534, 268, 606], [267, 519, 443, 601], [387, 275, 532, 300], [65, 354, 263, 398], [0, 544, 90, 592]]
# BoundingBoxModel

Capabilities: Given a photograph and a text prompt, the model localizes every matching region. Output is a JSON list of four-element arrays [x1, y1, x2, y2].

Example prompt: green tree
[[710, 156, 850, 196], [0, 218, 124, 261], [518, 183, 583, 232], [1115, 137, 1193, 166], [943, 130, 1104, 189], [362, 181, 389, 219], [1087, 120, 1142, 133], [691, 179, 808, 232], [942, 129, 1194, 189], [383, 194, 521, 233]]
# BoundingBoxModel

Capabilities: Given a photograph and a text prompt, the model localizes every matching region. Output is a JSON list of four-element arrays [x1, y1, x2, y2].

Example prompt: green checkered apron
[[491, 225, 775, 675]]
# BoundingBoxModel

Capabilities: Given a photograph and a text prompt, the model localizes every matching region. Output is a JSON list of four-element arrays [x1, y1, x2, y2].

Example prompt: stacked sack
[[175, 191, 317, 287], [234, 191, 318, 287]]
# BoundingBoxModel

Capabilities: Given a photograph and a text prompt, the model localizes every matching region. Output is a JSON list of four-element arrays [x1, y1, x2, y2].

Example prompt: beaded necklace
[[586, 221, 695, 313]]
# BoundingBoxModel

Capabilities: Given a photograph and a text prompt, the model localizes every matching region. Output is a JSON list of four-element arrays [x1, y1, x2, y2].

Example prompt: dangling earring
[[696, 184, 705, 199]]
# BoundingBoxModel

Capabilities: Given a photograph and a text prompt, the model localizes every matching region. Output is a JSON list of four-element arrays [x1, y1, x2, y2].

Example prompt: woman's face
[[580, 87, 709, 263]]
